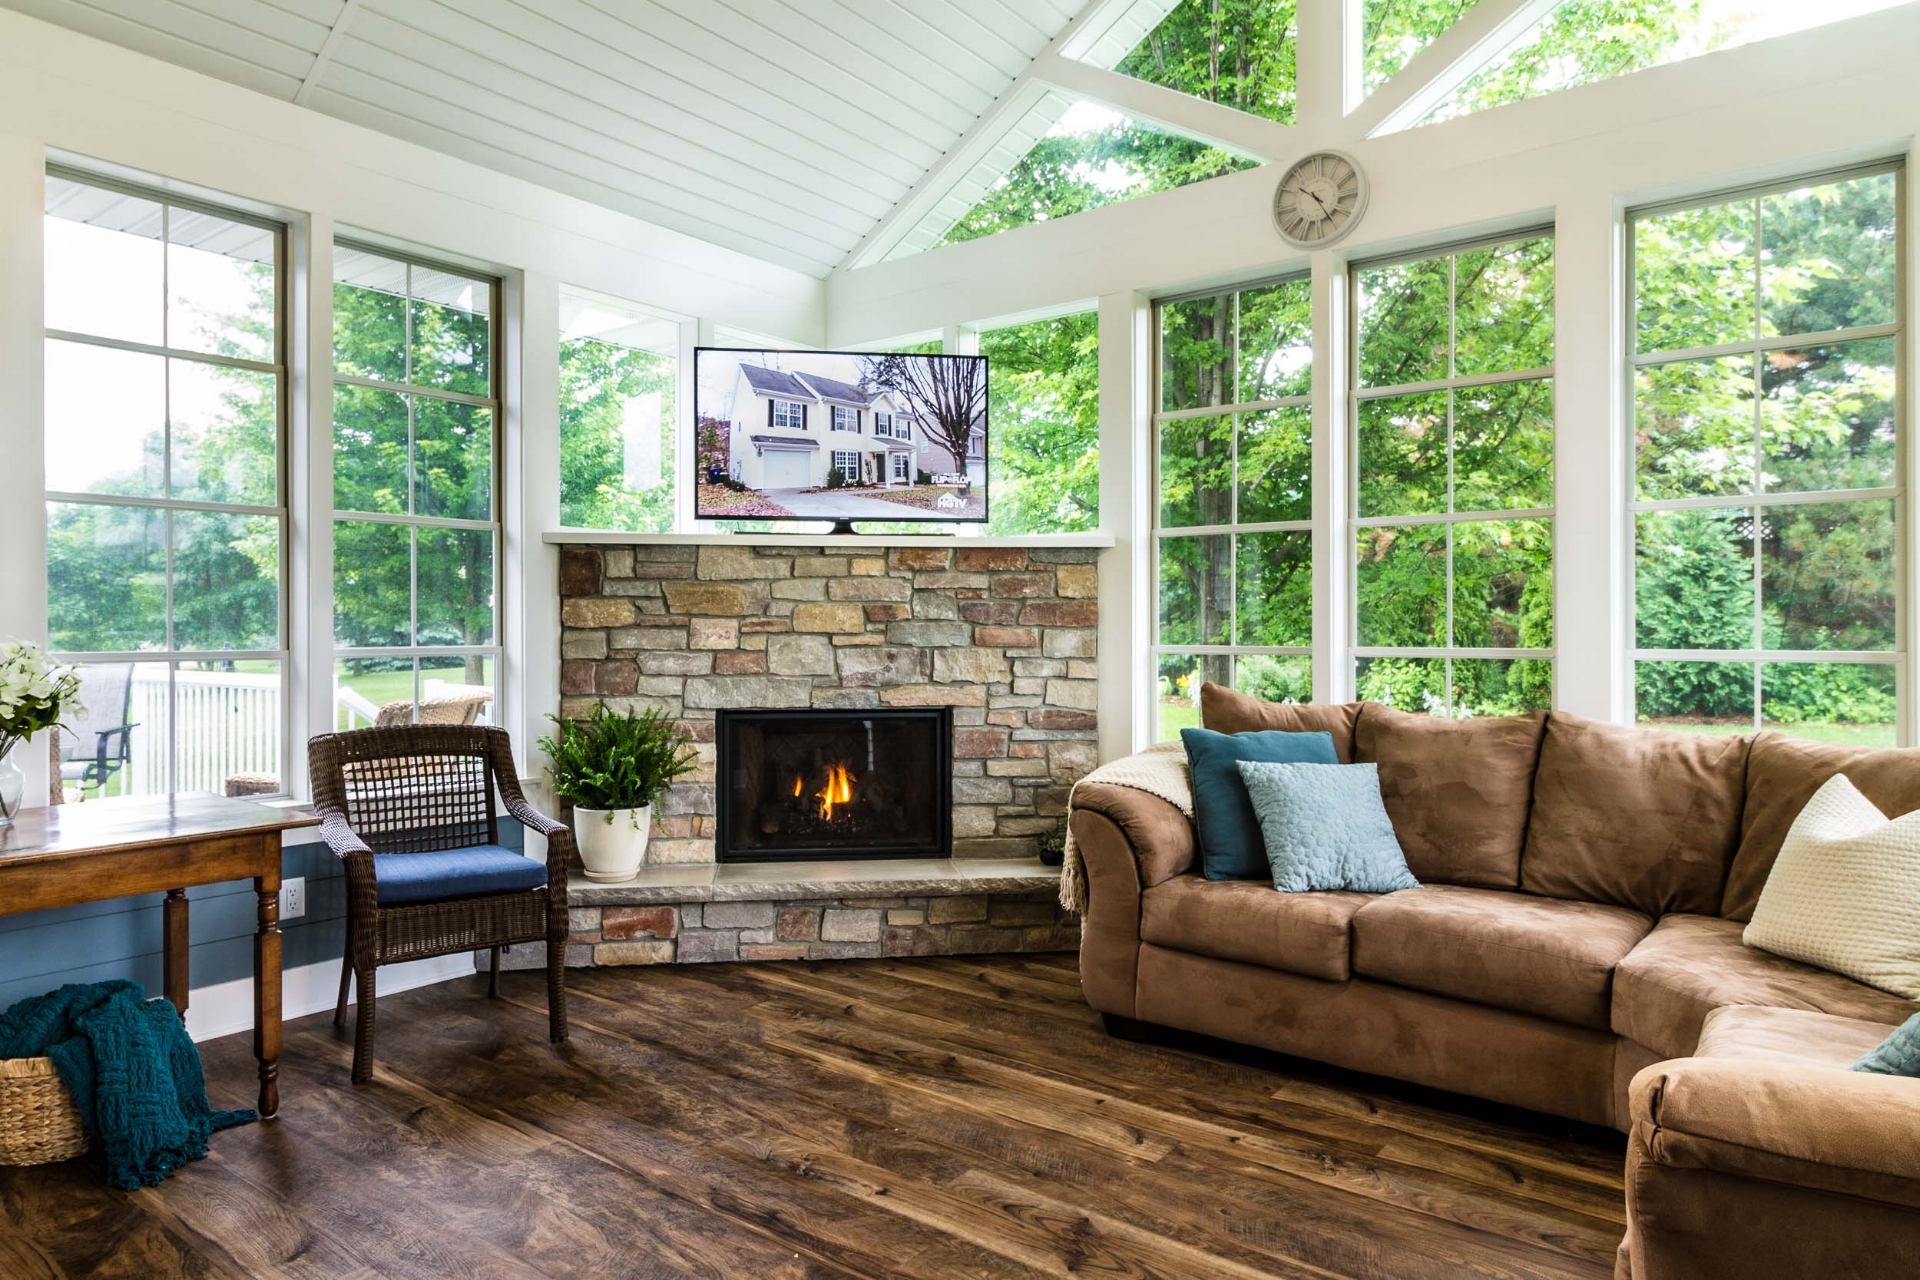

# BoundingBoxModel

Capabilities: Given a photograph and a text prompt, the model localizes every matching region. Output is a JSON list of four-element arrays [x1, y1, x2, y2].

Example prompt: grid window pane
[[421, 655, 497, 727], [1356, 524, 1447, 648], [1452, 237, 1554, 376], [1635, 660, 1755, 733], [417, 526, 496, 648], [1761, 500, 1896, 652], [333, 519, 412, 648], [170, 360, 278, 507], [166, 210, 276, 363], [1451, 520, 1553, 650], [1158, 535, 1231, 646], [1634, 198, 1757, 354], [1237, 278, 1312, 403], [1761, 174, 1898, 339], [410, 267, 491, 395], [43, 180, 164, 345], [1357, 256, 1449, 388], [1236, 531, 1312, 647], [172, 660, 283, 794], [333, 245, 407, 382], [1453, 658, 1551, 716], [1236, 407, 1311, 524], [1635, 355, 1756, 500], [43, 341, 164, 498], [171, 511, 280, 651], [1453, 379, 1553, 512], [46, 502, 167, 652], [1233, 654, 1312, 707], [1761, 338, 1896, 494], [1158, 415, 1232, 527], [1160, 295, 1235, 412], [333, 384, 409, 514], [414, 398, 493, 521], [1357, 391, 1447, 518], [1634, 508, 1755, 651], [1762, 662, 1896, 748], [1355, 656, 1446, 715], [1154, 652, 1226, 742]]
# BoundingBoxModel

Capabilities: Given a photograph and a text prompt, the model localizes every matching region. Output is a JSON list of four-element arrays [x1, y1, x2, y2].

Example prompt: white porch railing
[[128, 667, 281, 795]]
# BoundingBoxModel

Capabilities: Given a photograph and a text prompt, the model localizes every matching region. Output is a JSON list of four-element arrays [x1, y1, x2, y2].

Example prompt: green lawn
[[335, 663, 490, 728]]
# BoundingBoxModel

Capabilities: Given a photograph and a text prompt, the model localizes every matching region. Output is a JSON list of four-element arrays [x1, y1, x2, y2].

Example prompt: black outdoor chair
[[59, 663, 138, 794]]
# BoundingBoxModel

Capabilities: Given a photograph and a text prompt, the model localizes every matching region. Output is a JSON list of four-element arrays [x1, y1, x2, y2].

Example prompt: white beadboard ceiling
[[5, 0, 1090, 277]]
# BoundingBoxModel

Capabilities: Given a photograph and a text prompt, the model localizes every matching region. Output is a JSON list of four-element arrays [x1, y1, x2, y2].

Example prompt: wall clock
[[1273, 151, 1368, 249]]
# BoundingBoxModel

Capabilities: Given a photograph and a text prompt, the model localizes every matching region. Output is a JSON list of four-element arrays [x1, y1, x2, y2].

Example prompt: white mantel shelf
[[544, 530, 1115, 550]]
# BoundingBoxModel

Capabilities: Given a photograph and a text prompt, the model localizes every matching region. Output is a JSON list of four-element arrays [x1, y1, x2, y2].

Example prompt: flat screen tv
[[694, 347, 988, 529]]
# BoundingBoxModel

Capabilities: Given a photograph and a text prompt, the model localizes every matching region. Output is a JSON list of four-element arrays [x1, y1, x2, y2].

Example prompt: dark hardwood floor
[[0, 954, 1626, 1279]]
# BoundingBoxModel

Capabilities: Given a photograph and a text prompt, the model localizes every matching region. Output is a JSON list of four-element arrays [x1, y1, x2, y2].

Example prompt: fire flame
[[792, 774, 803, 798], [816, 763, 856, 821]]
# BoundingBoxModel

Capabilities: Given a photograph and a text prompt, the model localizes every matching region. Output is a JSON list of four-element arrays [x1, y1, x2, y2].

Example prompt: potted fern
[[537, 703, 697, 883]]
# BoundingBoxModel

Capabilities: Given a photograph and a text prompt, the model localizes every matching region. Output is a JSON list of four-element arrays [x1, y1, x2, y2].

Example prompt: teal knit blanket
[[0, 980, 255, 1189]]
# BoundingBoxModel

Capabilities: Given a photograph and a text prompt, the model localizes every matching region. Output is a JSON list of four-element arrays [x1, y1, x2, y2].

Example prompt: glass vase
[[0, 740, 22, 829]]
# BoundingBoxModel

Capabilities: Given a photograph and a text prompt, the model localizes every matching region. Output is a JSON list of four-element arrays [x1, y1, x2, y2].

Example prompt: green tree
[[979, 314, 1100, 535], [558, 336, 676, 532]]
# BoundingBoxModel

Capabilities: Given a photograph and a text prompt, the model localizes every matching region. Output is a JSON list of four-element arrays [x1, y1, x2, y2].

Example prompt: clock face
[[1274, 152, 1366, 248]]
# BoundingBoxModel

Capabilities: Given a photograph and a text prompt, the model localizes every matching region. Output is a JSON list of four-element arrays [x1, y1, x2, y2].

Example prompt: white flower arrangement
[[0, 639, 84, 754]]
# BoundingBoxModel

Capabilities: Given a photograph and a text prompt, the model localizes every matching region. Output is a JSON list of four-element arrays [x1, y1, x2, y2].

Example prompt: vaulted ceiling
[[3, 0, 1089, 277]]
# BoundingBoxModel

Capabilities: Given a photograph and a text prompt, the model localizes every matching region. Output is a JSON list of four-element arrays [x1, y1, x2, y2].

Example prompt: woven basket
[[0, 1056, 87, 1166]]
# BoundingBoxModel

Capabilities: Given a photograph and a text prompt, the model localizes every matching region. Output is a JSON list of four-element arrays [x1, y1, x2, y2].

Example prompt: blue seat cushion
[[373, 845, 548, 907]]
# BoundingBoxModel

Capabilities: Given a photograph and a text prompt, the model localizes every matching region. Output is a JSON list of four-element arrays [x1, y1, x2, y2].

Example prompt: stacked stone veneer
[[564, 888, 1079, 966], [556, 541, 1102, 863]]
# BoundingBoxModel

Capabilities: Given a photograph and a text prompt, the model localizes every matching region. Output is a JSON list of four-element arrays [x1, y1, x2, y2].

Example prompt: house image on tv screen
[[727, 363, 924, 490]]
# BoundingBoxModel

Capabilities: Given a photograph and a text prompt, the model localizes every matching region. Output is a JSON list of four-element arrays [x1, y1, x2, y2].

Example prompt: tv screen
[[694, 347, 988, 524]]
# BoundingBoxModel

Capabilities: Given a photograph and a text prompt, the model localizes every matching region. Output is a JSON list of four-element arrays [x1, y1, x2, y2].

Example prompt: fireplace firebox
[[715, 708, 953, 863]]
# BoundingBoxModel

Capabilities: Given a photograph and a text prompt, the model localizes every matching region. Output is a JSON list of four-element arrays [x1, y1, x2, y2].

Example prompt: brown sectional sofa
[[1068, 685, 1920, 1280]]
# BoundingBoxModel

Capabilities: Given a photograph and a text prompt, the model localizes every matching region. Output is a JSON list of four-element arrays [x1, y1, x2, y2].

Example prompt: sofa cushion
[[1520, 712, 1748, 916], [1723, 732, 1920, 921], [1237, 760, 1419, 894], [1694, 1005, 1900, 1071], [1351, 885, 1651, 1029], [1180, 727, 1338, 881], [373, 845, 548, 907], [1611, 914, 1920, 1059], [1199, 683, 1359, 762], [1352, 702, 1548, 888], [1140, 875, 1374, 981]]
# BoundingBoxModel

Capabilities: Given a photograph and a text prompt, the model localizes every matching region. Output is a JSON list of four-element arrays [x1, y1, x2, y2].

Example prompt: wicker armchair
[[309, 724, 570, 1085]]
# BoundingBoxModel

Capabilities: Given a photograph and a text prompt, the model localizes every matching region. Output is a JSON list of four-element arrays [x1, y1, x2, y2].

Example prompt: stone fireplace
[[717, 707, 952, 862]]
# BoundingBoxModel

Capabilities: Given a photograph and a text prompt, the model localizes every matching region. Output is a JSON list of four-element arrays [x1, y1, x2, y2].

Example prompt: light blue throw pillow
[[1236, 760, 1421, 894], [1854, 1011, 1920, 1076]]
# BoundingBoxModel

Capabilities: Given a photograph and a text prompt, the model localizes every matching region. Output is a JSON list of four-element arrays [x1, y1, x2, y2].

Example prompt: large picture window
[[1630, 166, 1903, 746], [558, 288, 679, 532], [331, 242, 500, 729], [1351, 233, 1555, 717], [43, 169, 287, 798], [1152, 277, 1313, 739], [979, 310, 1100, 536]]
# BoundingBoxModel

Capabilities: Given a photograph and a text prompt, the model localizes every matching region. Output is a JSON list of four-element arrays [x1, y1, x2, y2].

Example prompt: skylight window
[[1422, 0, 1914, 126], [1113, 0, 1300, 126], [933, 100, 1259, 251]]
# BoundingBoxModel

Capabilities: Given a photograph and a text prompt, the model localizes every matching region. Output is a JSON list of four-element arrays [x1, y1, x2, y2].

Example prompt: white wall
[[827, 3, 1920, 750], [0, 9, 825, 802]]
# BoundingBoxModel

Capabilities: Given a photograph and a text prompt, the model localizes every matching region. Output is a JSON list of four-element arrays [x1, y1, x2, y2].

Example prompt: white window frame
[[1625, 161, 1907, 739], [331, 239, 502, 725], [875, 410, 893, 438], [1150, 274, 1315, 740], [892, 452, 911, 482], [833, 405, 860, 432], [831, 450, 862, 479], [1348, 229, 1557, 716], [44, 166, 291, 797], [773, 398, 805, 430]]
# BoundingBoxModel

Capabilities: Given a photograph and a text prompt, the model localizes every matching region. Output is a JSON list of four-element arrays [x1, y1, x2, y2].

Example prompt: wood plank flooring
[[0, 954, 1627, 1279]]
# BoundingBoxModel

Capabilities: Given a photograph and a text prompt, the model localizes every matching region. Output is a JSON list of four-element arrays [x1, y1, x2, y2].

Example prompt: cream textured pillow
[[1745, 773, 1920, 1000]]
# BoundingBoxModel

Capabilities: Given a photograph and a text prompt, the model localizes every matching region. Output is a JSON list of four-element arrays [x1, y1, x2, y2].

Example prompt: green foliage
[[825, 467, 848, 490], [1117, 0, 1299, 124], [1363, 0, 1476, 91], [980, 313, 1100, 535], [558, 336, 676, 532], [536, 702, 697, 815]]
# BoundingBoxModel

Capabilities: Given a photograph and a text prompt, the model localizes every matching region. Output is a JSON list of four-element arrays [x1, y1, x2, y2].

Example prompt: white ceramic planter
[[572, 804, 653, 883]]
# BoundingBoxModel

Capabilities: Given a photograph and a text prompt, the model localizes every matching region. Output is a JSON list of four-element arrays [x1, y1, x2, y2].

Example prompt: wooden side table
[[0, 795, 319, 1116]]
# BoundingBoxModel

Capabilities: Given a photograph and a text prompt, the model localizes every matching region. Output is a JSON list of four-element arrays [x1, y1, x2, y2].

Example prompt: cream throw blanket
[[1058, 741, 1193, 913]]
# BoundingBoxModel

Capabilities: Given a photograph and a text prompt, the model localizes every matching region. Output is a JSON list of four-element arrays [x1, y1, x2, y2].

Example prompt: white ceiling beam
[[1292, 0, 1350, 129], [1345, 0, 1563, 139], [1030, 53, 1290, 160], [294, 0, 361, 107], [836, 0, 1141, 273]]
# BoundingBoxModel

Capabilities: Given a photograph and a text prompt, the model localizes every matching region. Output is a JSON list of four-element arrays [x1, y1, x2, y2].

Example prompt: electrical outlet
[[279, 877, 305, 921]]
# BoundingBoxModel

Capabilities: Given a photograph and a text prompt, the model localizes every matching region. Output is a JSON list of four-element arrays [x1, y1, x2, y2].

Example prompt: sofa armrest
[[1069, 782, 1195, 888], [1631, 1056, 1920, 1210]]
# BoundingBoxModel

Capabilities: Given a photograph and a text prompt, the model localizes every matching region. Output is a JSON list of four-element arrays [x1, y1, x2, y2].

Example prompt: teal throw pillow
[[1855, 1011, 1920, 1076], [1236, 760, 1421, 894], [1180, 727, 1339, 881]]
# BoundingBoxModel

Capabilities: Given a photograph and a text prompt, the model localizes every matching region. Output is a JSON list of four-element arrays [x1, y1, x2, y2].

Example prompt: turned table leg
[[163, 888, 189, 1014], [253, 868, 282, 1118]]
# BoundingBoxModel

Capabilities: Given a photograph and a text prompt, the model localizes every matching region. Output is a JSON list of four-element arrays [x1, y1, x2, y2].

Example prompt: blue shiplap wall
[[0, 819, 523, 1013]]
